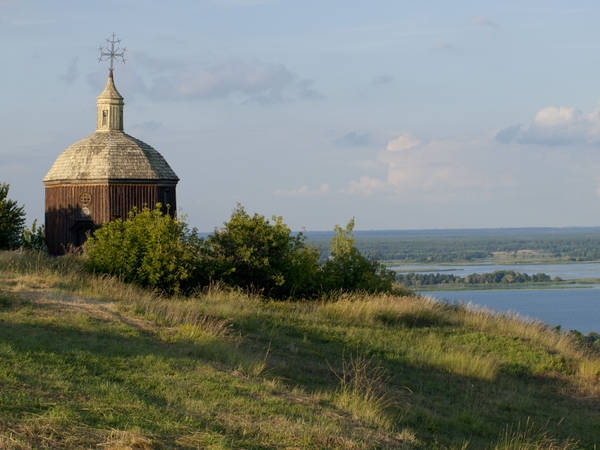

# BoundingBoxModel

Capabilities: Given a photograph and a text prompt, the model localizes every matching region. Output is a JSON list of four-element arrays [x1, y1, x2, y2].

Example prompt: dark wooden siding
[[109, 184, 156, 219], [45, 184, 106, 255], [45, 183, 177, 255]]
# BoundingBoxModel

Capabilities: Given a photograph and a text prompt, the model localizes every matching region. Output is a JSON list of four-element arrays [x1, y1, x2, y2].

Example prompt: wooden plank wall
[[45, 183, 177, 255]]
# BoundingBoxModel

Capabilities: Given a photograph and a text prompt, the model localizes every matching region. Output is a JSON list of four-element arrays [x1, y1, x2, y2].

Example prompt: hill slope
[[1, 251, 599, 449]]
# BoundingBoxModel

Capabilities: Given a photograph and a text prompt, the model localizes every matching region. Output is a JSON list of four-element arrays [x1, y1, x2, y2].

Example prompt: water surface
[[398, 262, 600, 334], [420, 287, 600, 334], [392, 262, 600, 280]]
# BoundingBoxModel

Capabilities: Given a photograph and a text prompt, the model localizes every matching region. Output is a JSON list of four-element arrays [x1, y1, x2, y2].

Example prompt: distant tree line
[[335, 232, 600, 263], [396, 270, 559, 288]]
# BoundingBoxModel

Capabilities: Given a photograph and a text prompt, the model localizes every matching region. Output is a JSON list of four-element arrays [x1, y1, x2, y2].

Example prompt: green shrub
[[204, 204, 321, 299], [85, 205, 202, 294], [85, 203, 395, 300], [21, 219, 46, 251]]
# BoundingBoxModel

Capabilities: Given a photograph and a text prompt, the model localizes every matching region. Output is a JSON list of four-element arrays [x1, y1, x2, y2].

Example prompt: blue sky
[[3, 0, 600, 231]]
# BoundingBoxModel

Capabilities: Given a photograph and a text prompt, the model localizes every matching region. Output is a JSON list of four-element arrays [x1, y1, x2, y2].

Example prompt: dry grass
[[97, 429, 153, 450], [128, 295, 233, 338], [494, 418, 579, 450], [317, 291, 450, 328], [330, 353, 398, 429]]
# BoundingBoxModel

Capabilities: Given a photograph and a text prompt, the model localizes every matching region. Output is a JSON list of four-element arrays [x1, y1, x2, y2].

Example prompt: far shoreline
[[416, 281, 600, 292]]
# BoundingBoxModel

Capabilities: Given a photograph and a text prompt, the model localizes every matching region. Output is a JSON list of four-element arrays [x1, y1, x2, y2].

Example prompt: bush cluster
[[85, 207, 201, 294], [85, 204, 396, 298], [201, 205, 321, 298]]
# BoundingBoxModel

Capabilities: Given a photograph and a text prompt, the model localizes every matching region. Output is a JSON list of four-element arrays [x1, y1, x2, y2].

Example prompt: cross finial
[[98, 33, 126, 76]]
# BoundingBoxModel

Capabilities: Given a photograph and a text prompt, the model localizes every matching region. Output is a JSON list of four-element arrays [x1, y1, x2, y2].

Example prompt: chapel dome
[[43, 131, 179, 184]]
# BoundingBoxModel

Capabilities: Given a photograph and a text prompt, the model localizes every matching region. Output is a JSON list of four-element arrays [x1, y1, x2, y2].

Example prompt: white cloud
[[344, 120, 600, 210], [345, 136, 515, 198], [179, 60, 294, 102], [177, 60, 323, 104], [386, 134, 420, 152], [384, 139, 493, 193], [496, 105, 600, 145], [534, 106, 576, 127], [344, 176, 387, 196], [113, 57, 323, 104], [274, 184, 330, 197]]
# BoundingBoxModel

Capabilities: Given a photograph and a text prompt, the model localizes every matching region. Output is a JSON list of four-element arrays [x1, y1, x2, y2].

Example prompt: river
[[391, 262, 600, 334], [392, 262, 600, 280]]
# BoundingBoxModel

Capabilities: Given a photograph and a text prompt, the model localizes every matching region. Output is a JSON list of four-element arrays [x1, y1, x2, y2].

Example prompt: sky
[[3, 0, 600, 232]]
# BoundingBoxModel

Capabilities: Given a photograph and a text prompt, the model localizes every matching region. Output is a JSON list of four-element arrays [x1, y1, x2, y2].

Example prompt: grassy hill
[[0, 251, 599, 449]]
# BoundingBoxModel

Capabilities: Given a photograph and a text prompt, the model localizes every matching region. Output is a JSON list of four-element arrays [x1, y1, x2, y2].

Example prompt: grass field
[[1, 251, 599, 449]]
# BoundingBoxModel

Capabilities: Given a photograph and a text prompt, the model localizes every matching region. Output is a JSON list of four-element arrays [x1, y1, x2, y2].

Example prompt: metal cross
[[98, 33, 126, 74]]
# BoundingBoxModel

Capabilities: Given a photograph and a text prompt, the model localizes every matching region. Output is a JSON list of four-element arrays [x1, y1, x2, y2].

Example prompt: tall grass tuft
[[96, 428, 153, 450], [575, 357, 600, 395], [130, 294, 232, 338], [494, 418, 578, 450], [318, 292, 453, 328], [330, 352, 397, 430]]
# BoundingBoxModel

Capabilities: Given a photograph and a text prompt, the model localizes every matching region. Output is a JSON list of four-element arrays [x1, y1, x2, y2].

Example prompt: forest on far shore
[[304, 227, 600, 264], [396, 270, 559, 288]]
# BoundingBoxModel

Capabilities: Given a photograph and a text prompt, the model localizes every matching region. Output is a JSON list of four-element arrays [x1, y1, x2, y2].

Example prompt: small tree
[[0, 183, 26, 250], [322, 219, 395, 294], [330, 218, 357, 259], [85, 205, 202, 294], [21, 219, 46, 251], [205, 204, 321, 299]]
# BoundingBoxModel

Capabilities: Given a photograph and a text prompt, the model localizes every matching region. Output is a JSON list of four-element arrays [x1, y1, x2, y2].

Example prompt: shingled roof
[[43, 131, 179, 184]]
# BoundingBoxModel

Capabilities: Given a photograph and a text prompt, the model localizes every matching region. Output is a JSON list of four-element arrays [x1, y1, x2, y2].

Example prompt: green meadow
[[1, 251, 599, 449]]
